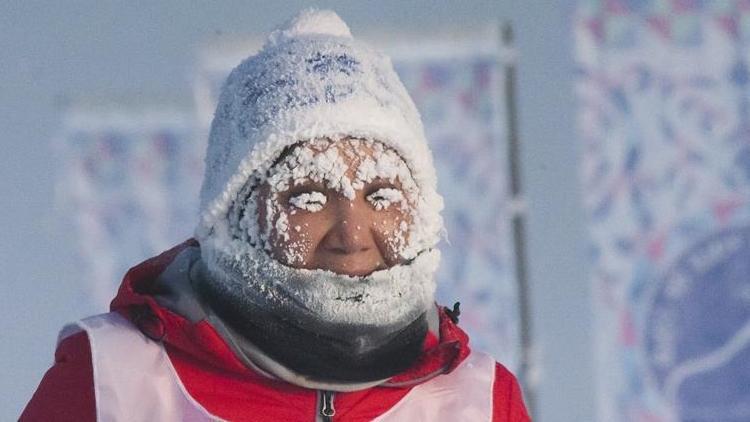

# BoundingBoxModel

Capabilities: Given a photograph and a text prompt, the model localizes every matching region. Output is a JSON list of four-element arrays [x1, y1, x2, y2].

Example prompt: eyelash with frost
[[366, 188, 404, 211], [289, 191, 328, 212]]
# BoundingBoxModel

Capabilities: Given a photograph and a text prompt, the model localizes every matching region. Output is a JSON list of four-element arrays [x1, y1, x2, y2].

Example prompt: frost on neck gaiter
[[228, 138, 426, 266]]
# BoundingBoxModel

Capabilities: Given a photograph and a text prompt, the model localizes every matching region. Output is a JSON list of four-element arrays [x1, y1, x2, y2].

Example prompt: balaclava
[[194, 9, 444, 388]]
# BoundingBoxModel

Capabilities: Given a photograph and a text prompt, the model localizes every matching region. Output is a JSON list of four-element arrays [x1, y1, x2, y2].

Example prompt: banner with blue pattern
[[576, 1, 750, 420]]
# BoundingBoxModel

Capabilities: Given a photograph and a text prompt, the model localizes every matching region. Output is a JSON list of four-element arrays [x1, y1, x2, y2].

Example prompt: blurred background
[[4, 1, 748, 421]]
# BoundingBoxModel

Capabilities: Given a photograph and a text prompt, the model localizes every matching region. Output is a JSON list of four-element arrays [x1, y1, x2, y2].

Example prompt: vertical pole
[[501, 21, 536, 418]]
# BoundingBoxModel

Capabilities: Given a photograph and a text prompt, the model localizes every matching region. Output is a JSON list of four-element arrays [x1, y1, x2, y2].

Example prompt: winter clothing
[[22, 241, 530, 421], [24, 9, 531, 421], [196, 8, 446, 390], [198, 8, 443, 278]]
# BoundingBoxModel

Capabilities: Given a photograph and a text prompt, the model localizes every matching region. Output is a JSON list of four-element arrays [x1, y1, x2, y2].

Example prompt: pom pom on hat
[[266, 9, 353, 46]]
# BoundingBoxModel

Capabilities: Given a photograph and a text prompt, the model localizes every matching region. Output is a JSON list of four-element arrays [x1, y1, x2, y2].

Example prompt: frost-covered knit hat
[[195, 9, 443, 255]]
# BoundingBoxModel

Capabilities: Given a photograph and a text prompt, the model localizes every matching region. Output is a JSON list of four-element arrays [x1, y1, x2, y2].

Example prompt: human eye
[[288, 191, 327, 212], [366, 187, 404, 211]]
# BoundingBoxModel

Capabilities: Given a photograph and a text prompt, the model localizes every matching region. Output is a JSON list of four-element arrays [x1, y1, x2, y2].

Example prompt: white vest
[[60, 312, 496, 421]]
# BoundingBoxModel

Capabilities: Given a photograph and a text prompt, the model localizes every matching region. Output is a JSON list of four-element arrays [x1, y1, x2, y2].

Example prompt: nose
[[321, 199, 371, 254]]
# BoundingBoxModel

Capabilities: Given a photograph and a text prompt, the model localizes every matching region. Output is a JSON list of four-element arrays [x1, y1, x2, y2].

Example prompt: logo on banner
[[645, 226, 750, 420]]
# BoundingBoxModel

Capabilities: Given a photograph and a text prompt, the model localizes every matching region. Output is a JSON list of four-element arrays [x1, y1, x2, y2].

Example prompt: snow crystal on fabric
[[196, 9, 444, 328], [203, 240, 440, 327], [196, 9, 443, 263], [266, 8, 353, 46]]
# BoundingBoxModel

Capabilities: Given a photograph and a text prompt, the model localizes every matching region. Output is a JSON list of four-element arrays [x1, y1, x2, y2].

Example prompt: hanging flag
[[56, 109, 201, 306], [193, 27, 520, 368], [576, 1, 750, 421]]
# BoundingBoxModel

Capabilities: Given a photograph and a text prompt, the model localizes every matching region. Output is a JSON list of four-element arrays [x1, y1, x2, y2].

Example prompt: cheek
[[371, 207, 412, 261], [270, 211, 323, 266]]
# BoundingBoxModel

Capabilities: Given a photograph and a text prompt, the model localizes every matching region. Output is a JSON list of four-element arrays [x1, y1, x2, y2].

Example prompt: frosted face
[[255, 138, 418, 276]]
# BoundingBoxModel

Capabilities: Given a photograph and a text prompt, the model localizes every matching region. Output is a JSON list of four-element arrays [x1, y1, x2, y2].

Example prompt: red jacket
[[22, 241, 530, 421]]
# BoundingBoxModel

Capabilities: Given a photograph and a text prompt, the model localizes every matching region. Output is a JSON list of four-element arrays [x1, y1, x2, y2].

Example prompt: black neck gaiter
[[195, 274, 427, 383]]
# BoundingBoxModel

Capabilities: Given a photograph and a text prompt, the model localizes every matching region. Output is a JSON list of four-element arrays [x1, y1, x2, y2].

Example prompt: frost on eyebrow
[[265, 138, 419, 201], [265, 138, 354, 200]]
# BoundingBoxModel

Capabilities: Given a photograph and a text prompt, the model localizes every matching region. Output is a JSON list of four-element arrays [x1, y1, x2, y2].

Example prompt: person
[[22, 9, 530, 421]]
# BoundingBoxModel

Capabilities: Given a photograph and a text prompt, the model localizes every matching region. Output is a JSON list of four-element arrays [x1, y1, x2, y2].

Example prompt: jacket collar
[[110, 239, 471, 388]]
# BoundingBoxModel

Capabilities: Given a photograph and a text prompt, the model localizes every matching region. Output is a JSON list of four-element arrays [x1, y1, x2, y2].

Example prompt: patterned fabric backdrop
[[392, 44, 518, 368], [193, 31, 520, 368], [576, 1, 750, 421], [57, 111, 201, 306]]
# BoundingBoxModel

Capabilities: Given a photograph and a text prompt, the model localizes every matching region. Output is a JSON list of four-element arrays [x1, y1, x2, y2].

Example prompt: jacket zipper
[[317, 390, 335, 422]]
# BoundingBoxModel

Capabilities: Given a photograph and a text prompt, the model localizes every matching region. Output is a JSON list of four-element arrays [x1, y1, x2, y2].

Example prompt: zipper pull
[[320, 390, 335, 421]]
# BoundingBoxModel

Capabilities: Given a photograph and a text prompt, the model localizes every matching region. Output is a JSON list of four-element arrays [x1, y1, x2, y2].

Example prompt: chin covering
[[194, 9, 445, 384], [197, 247, 440, 382]]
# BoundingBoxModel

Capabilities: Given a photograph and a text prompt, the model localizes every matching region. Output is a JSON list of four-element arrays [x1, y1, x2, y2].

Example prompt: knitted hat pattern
[[196, 9, 443, 261]]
